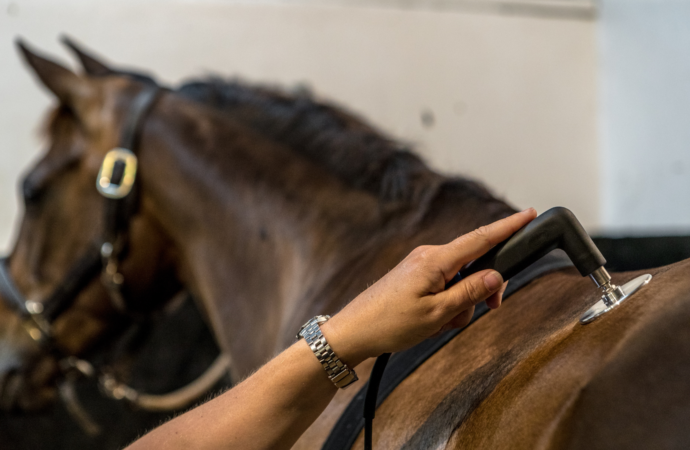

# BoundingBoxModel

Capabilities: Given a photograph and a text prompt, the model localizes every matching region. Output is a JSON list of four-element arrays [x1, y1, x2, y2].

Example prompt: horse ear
[[61, 35, 160, 87], [16, 38, 91, 107], [60, 35, 113, 76]]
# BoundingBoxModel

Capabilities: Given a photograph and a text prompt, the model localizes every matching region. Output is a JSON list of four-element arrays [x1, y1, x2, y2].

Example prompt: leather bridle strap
[[322, 249, 575, 450], [44, 244, 104, 322], [0, 248, 103, 347], [0, 84, 162, 343], [121, 86, 161, 152], [0, 256, 33, 318], [0, 248, 102, 349], [103, 85, 161, 248]]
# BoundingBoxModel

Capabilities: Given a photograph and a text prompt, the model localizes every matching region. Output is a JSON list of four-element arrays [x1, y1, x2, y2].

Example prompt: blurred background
[[1, 0, 689, 251]]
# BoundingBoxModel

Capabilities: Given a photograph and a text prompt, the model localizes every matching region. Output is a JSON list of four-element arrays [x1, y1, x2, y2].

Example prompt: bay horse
[[3, 39, 690, 450]]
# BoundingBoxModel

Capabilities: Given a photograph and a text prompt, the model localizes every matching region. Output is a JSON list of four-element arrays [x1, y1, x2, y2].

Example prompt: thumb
[[433, 269, 504, 321]]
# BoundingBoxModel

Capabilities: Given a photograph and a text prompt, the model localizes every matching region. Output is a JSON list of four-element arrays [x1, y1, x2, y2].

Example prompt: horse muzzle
[[0, 345, 59, 412], [0, 302, 61, 412]]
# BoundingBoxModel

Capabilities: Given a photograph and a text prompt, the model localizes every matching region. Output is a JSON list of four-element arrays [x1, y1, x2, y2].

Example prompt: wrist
[[319, 316, 369, 369]]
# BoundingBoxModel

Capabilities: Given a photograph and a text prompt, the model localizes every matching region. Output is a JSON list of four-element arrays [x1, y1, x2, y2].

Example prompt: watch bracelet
[[299, 316, 358, 388]]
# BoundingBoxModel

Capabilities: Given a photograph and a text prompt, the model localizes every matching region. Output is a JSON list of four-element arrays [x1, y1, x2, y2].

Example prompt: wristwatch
[[296, 315, 358, 389]]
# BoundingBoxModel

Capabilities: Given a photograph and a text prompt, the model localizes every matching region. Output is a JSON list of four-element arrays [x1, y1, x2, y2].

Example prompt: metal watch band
[[297, 315, 359, 389]]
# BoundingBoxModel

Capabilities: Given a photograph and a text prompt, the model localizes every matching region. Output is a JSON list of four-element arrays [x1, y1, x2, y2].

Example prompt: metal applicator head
[[580, 267, 652, 324]]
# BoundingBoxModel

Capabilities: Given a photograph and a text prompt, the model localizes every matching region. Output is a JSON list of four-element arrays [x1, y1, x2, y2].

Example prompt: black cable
[[362, 271, 464, 450], [363, 352, 391, 450]]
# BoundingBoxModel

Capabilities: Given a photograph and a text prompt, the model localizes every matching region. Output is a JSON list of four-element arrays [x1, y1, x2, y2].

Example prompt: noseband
[[0, 85, 229, 434]]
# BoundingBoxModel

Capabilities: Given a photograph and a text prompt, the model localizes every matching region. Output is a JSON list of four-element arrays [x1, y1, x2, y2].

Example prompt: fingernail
[[483, 271, 503, 291], [521, 207, 535, 215]]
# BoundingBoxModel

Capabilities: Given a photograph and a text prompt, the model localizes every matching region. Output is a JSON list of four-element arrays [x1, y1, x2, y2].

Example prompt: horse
[[3, 39, 690, 450]]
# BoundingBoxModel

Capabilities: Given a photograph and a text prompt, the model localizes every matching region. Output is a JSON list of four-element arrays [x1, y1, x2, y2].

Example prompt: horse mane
[[176, 77, 449, 206], [175, 78, 511, 215]]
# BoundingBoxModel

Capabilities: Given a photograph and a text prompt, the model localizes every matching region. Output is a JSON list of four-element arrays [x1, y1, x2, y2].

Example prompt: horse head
[[0, 40, 181, 411]]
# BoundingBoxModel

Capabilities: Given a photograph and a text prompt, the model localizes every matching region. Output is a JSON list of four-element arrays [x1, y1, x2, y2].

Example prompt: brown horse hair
[[175, 77, 506, 212]]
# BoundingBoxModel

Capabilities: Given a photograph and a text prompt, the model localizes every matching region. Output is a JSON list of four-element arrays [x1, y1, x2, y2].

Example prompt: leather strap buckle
[[96, 148, 138, 199], [331, 368, 359, 389]]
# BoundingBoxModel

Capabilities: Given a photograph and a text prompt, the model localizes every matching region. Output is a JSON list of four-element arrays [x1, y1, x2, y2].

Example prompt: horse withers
[[3, 39, 690, 449]]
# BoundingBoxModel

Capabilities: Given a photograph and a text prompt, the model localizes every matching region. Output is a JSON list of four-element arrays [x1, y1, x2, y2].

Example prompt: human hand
[[322, 208, 538, 367]]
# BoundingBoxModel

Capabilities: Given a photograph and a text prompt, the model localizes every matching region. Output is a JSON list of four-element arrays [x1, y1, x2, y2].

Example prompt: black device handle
[[445, 206, 604, 289]]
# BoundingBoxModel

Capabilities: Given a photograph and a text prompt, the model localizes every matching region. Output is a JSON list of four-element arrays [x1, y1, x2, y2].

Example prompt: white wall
[[598, 0, 690, 233], [0, 0, 600, 253]]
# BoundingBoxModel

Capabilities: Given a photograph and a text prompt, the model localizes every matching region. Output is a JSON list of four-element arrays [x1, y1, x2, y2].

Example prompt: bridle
[[0, 84, 229, 434]]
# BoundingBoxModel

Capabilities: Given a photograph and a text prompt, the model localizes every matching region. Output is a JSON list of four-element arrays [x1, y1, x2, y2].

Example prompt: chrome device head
[[580, 267, 652, 324]]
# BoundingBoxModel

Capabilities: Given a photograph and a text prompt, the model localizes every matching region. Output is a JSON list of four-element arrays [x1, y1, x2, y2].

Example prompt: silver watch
[[296, 315, 358, 389]]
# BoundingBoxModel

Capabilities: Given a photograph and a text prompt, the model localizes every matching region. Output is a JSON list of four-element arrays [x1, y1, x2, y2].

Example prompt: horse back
[[301, 258, 690, 450], [548, 258, 690, 450]]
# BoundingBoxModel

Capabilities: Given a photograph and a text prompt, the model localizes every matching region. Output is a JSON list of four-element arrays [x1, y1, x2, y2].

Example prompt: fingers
[[485, 280, 508, 309], [433, 269, 504, 322], [436, 279, 507, 337], [435, 208, 537, 281]]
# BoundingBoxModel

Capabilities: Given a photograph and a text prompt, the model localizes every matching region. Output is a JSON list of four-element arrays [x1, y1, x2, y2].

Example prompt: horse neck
[[137, 92, 516, 377], [137, 93, 408, 376]]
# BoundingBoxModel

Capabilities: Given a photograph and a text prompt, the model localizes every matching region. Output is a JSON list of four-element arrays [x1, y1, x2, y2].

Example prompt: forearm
[[126, 335, 345, 450]]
